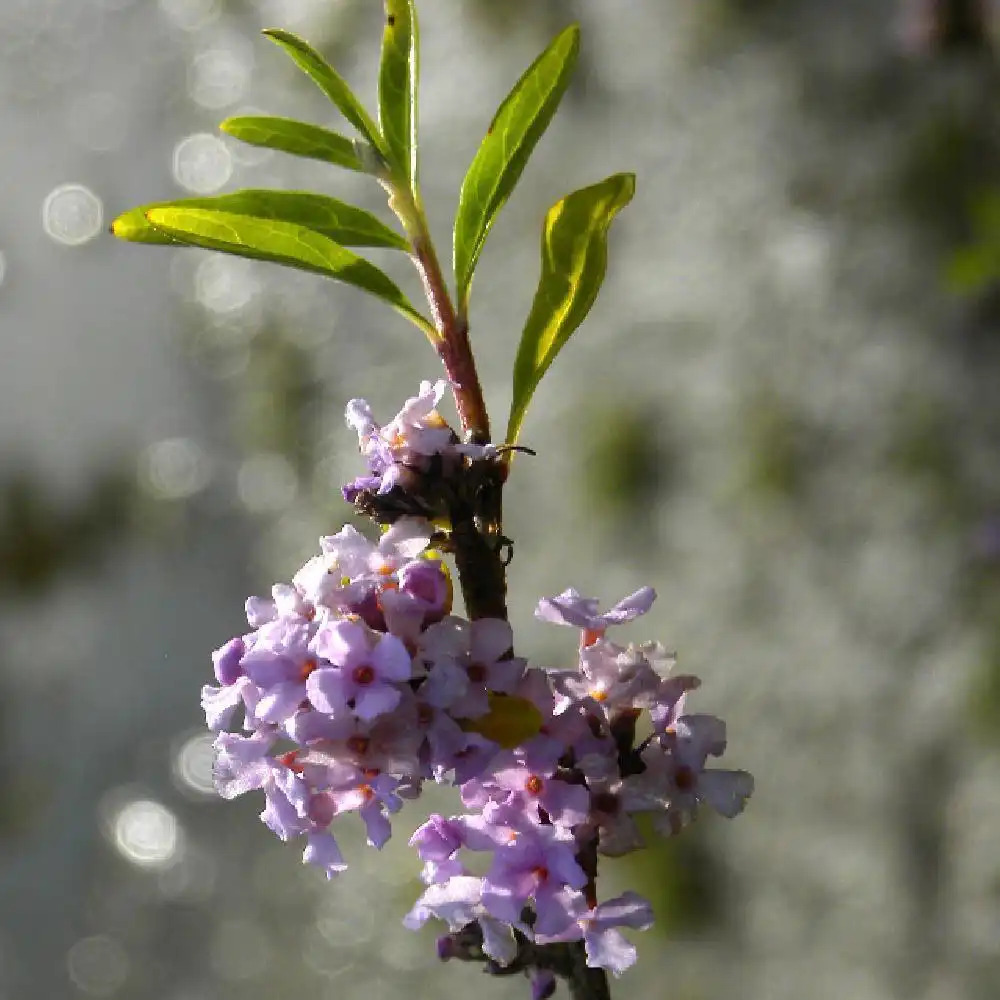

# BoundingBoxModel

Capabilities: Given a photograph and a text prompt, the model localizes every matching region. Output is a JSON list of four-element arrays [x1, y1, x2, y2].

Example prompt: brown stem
[[410, 235, 491, 444], [442, 928, 611, 1000], [567, 948, 611, 1000], [406, 213, 502, 616], [567, 832, 611, 998], [448, 459, 508, 621], [388, 132, 608, 1000]]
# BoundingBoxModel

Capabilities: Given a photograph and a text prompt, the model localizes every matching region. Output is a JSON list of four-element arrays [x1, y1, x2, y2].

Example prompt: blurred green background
[[3, 1, 1000, 998]]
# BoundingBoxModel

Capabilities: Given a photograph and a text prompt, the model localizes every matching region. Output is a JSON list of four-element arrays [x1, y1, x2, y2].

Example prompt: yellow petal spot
[[461, 693, 543, 749]]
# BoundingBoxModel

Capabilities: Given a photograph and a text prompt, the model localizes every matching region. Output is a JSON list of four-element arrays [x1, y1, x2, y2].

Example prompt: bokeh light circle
[[42, 184, 103, 246], [172, 731, 217, 795], [66, 935, 129, 996], [188, 47, 252, 109], [141, 437, 213, 500], [195, 255, 258, 314], [111, 798, 181, 868], [159, 0, 221, 32], [172, 133, 232, 194]]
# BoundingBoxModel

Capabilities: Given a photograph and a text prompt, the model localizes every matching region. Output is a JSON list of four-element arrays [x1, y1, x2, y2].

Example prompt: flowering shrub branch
[[113, 4, 753, 998]]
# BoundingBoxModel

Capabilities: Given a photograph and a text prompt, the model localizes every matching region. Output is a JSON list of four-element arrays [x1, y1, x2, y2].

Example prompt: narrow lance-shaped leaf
[[262, 29, 388, 160], [453, 24, 580, 314], [143, 207, 436, 341], [220, 116, 364, 172], [505, 173, 635, 449], [112, 190, 408, 250], [378, 0, 419, 191]]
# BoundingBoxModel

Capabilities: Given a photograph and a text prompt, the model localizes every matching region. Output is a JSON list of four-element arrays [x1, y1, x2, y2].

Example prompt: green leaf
[[505, 173, 635, 448], [263, 29, 387, 158], [112, 190, 408, 251], [945, 244, 1000, 293], [453, 24, 580, 313], [378, 0, 419, 191], [220, 115, 364, 171], [143, 207, 435, 339], [111, 207, 186, 246]]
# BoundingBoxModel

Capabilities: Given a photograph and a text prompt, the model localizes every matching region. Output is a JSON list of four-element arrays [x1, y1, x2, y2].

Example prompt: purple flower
[[410, 813, 470, 883], [577, 768, 649, 857], [419, 617, 524, 717], [464, 756, 590, 830], [204, 457, 756, 987], [531, 970, 557, 1000], [302, 831, 348, 877], [449, 732, 503, 785], [413, 699, 473, 779], [481, 823, 587, 930], [212, 732, 349, 878], [203, 636, 261, 730], [378, 563, 450, 643], [410, 813, 466, 862], [534, 890, 653, 976], [201, 677, 255, 731], [648, 672, 700, 734], [293, 520, 432, 615], [398, 557, 452, 621], [382, 380, 455, 453], [244, 583, 314, 628], [551, 639, 661, 717], [240, 621, 322, 724], [332, 772, 403, 848], [212, 637, 245, 685], [535, 586, 656, 644], [640, 715, 754, 832], [212, 731, 275, 798], [345, 381, 458, 496], [291, 701, 424, 778], [404, 875, 521, 966], [307, 619, 412, 720]]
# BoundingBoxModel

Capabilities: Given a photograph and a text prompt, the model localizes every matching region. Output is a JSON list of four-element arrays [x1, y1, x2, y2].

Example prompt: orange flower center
[[353, 664, 375, 686], [675, 765, 697, 792], [277, 750, 304, 774]]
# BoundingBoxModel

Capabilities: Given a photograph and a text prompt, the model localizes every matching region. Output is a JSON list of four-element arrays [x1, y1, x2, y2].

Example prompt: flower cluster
[[202, 384, 753, 982], [342, 379, 497, 525]]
